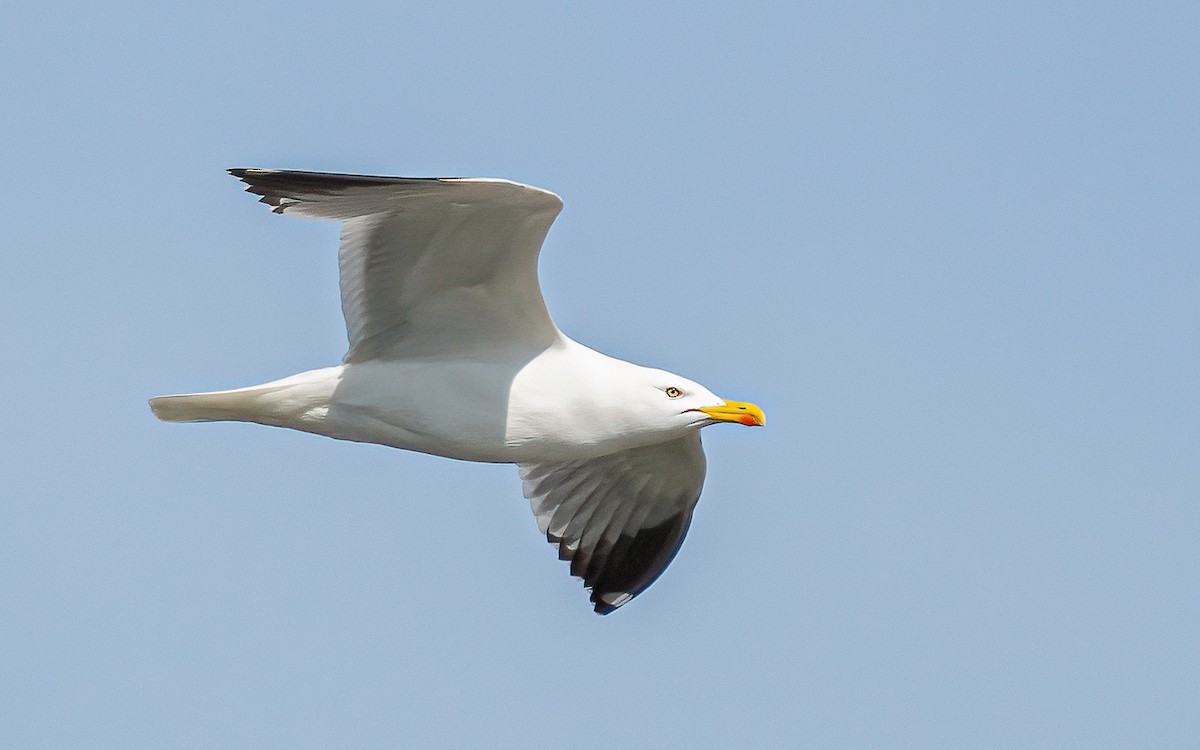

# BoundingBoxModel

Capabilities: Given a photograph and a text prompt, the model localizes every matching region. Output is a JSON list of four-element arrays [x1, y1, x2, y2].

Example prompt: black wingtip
[[227, 167, 260, 185], [225, 168, 292, 213]]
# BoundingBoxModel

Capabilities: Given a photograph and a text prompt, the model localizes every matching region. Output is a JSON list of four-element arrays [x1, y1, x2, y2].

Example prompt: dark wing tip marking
[[226, 168, 562, 217], [548, 511, 691, 615], [227, 167, 427, 214], [228, 167, 428, 189], [593, 601, 620, 616]]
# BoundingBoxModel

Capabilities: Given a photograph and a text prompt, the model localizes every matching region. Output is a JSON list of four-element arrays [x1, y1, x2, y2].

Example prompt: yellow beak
[[698, 400, 765, 427]]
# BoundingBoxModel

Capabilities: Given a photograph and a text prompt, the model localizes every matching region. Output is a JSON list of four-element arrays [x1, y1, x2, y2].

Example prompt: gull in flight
[[151, 169, 765, 614]]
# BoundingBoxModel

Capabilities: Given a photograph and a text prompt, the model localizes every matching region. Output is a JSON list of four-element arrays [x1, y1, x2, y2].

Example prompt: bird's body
[[156, 340, 711, 464], [151, 169, 763, 613]]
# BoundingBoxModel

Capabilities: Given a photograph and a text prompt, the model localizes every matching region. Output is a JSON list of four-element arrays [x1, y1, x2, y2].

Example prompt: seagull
[[150, 169, 765, 614]]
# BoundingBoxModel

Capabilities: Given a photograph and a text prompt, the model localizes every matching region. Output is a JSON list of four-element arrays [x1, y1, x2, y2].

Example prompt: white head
[[506, 348, 764, 458], [627, 366, 766, 436]]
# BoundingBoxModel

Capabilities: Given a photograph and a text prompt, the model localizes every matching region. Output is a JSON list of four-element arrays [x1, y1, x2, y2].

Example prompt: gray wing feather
[[229, 168, 564, 362], [518, 434, 708, 614]]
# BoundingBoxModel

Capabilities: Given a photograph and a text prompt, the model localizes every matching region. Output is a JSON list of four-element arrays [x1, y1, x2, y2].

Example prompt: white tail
[[149, 389, 269, 423], [150, 368, 341, 428]]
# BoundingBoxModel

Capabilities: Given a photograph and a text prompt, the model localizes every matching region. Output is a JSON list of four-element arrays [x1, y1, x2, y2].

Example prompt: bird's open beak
[[698, 400, 765, 427]]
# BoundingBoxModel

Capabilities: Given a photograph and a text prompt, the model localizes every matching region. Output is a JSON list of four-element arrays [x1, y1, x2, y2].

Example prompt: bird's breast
[[321, 348, 666, 464]]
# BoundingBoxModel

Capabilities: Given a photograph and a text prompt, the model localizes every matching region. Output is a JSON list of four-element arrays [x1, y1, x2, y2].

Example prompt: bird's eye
[[665, 387, 683, 399]]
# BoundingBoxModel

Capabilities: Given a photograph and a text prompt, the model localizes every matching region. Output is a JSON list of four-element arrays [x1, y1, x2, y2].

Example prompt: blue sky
[[2, 2, 1197, 747]]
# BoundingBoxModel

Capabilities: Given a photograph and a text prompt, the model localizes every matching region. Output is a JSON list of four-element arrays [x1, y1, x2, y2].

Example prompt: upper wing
[[230, 168, 564, 362], [518, 434, 707, 614]]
